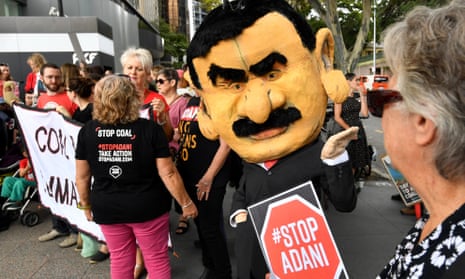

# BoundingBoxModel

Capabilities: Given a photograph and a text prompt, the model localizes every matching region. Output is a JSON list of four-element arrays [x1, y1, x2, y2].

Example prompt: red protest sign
[[249, 182, 347, 279]]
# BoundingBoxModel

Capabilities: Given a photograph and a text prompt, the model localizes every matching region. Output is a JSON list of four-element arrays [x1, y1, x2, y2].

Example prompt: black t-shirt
[[75, 118, 171, 224], [176, 97, 232, 192], [72, 103, 93, 124]]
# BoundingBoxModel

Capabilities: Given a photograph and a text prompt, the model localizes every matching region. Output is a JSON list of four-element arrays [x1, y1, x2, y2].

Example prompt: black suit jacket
[[231, 139, 356, 279]]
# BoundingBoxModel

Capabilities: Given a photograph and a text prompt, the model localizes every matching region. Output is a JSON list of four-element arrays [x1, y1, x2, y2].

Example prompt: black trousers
[[190, 184, 232, 279], [52, 215, 77, 234], [235, 219, 268, 279]]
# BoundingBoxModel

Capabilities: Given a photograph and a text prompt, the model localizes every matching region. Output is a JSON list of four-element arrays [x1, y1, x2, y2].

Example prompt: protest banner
[[14, 104, 105, 241], [248, 181, 348, 279]]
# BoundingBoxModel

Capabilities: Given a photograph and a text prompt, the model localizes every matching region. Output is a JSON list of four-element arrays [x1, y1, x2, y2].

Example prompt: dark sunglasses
[[0, 63, 9, 67], [155, 79, 168, 84], [367, 89, 403, 117]]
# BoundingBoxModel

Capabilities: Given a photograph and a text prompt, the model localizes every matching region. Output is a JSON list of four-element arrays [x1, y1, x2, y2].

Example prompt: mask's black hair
[[187, 0, 316, 90]]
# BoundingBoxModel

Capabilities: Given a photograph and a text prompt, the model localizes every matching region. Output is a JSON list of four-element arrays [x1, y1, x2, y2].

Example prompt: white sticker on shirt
[[109, 165, 122, 179]]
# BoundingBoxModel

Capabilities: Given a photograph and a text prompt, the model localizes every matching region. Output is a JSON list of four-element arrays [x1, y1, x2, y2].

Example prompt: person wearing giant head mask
[[186, 0, 358, 278]]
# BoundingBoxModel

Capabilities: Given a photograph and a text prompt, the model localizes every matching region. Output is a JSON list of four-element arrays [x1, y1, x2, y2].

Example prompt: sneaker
[[59, 234, 77, 248], [38, 229, 67, 242], [89, 251, 110, 264], [74, 244, 83, 252], [74, 233, 83, 251]]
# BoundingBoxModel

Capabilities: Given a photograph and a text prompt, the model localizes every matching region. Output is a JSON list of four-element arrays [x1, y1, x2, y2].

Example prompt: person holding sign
[[75, 75, 197, 279], [370, 1, 465, 277], [185, 0, 358, 278]]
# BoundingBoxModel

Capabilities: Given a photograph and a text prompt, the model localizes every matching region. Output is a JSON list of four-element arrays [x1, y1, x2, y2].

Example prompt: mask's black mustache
[[232, 108, 301, 137]]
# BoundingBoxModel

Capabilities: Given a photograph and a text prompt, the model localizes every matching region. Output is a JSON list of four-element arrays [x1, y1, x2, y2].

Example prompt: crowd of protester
[[0, 48, 236, 279]]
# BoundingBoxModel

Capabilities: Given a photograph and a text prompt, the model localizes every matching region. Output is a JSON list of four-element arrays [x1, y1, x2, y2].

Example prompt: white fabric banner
[[14, 104, 105, 241]]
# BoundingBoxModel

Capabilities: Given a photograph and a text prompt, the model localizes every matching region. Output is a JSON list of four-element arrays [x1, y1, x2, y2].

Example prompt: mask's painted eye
[[266, 70, 282, 81], [229, 82, 245, 92], [216, 78, 245, 93]]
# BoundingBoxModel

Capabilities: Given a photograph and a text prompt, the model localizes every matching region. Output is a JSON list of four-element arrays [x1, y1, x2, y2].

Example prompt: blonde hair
[[120, 47, 153, 74], [93, 75, 141, 125], [27, 53, 47, 73]]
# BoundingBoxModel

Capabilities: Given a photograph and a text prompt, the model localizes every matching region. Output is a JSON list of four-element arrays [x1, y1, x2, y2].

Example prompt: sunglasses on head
[[367, 89, 403, 117]]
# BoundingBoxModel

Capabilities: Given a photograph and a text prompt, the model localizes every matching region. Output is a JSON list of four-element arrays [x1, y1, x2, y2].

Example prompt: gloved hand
[[321, 127, 359, 160]]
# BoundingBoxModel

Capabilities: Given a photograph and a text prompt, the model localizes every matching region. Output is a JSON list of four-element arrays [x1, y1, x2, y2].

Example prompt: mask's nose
[[237, 79, 286, 124]]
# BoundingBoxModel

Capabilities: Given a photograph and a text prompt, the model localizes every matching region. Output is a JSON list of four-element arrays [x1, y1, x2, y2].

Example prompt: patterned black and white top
[[377, 203, 465, 278]]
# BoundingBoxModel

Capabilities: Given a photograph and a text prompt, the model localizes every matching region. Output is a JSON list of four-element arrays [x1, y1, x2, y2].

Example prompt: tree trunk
[[308, 0, 372, 73], [346, 0, 371, 73]]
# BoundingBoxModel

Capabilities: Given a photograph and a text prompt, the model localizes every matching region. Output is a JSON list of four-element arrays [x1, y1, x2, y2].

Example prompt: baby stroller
[[0, 144, 40, 227], [1, 178, 40, 227]]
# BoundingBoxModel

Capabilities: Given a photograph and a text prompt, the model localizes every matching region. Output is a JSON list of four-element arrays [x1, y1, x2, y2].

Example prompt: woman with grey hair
[[75, 75, 197, 279], [370, 1, 465, 277], [120, 47, 173, 139]]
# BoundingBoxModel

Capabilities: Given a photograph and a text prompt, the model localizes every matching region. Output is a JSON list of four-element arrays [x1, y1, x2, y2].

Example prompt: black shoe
[[0, 215, 10, 232], [391, 194, 402, 201], [89, 251, 110, 264]]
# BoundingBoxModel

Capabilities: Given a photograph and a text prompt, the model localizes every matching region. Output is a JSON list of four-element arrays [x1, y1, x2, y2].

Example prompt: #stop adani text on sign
[[248, 181, 348, 279]]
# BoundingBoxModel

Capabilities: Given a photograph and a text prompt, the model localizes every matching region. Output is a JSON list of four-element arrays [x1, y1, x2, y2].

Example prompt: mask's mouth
[[232, 107, 302, 140]]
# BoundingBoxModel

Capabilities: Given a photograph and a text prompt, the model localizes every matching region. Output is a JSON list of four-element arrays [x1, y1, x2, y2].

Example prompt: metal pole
[[57, 0, 64, 17], [373, 0, 376, 74]]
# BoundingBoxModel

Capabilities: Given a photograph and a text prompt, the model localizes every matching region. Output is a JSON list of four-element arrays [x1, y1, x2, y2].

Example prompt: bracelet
[[77, 202, 91, 210], [182, 200, 193, 209]]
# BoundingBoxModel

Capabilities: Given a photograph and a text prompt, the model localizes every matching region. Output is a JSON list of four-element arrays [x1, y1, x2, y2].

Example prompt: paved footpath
[[0, 171, 416, 279]]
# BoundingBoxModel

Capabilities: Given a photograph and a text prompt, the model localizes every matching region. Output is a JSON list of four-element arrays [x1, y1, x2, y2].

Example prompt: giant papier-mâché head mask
[[186, 0, 349, 163]]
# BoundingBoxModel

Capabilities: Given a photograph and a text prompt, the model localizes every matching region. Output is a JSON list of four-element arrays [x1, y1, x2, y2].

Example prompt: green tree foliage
[[196, 0, 448, 72], [158, 19, 188, 68], [377, 0, 448, 29], [201, 0, 222, 11], [306, 0, 449, 72]]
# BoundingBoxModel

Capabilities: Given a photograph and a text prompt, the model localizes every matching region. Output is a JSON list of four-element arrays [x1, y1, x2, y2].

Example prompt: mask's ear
[[315, 28, 349, 104], [184, 69, 193, 88]]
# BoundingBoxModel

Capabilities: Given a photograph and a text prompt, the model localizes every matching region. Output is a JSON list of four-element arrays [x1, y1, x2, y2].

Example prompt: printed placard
[[248, 181, 348, 279], [381, 155, 421, 206]]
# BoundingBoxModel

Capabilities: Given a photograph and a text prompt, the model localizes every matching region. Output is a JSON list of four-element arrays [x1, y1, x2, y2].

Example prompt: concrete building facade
[[0, 0, 163, 92]]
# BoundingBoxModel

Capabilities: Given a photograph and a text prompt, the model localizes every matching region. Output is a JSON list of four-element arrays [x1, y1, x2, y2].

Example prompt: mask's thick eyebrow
[[249, 52, 287, 76], [206, 52, 287, 86], [207, 64, 247, 86]]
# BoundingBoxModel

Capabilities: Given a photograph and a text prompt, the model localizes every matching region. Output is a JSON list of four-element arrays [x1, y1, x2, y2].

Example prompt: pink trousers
[[100, 213, 170, 279]]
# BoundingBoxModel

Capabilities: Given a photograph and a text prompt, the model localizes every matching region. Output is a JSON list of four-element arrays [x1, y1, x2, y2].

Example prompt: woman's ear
[[413, 115, 436, 146], [314, 28, 349, 104]]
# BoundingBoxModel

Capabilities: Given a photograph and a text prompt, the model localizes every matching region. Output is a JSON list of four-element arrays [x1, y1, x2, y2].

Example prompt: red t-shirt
[[24, 72, 37, 94], [20, 158, 35, 182], [143, 89, 169, 122], [37, 92, 78, 115]]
